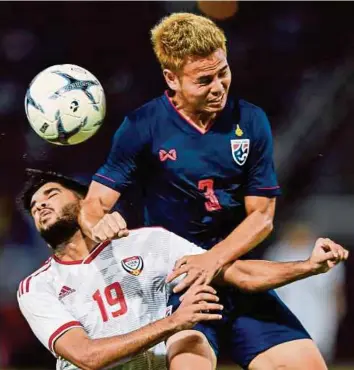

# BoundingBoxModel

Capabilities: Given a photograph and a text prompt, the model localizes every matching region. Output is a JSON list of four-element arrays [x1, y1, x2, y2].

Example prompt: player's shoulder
[[235, 98, 271, 134], [113, 226, 171, 245], [238, 98, 266, 117], [110, 226, 172, 256], [125, 94, 166, 126], [128, 226, 171, 241], [17, 257, 54, 298]]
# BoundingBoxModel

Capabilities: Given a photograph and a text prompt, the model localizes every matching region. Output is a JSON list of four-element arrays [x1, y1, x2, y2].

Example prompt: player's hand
[[309, 238, 349, 274], [166, 252, 222, 293], [79, 203, 129, 242], [171, 281, 223, 331], [88, 212, 129, 242]]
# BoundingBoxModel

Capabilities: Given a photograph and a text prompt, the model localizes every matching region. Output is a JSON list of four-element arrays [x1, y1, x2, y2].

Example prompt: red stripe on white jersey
[[25, 276, 33, 294], [83, 240, 111, 264], [19, 280, 25, 296], [53, 241, 111, 265], [18, 260, 52, 296], [48, 321, 82, 354]]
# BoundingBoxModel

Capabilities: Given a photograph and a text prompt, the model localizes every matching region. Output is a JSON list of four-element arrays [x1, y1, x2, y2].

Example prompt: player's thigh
[[167, 291, 222, 368], [166, 330, 217, 370], [229, 290, 313, 369], [249, 338, 327, 370]]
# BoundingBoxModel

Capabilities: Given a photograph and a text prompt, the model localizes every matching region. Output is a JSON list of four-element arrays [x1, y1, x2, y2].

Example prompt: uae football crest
[[121, 256, 144, 276], [231, 139, 250, 166]]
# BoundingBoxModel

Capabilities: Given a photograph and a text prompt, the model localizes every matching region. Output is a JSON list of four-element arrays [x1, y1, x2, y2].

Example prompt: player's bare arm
[[217, 238, 348, 292], [54, 284, 222, 370], [79, 181, 128, 242], [213, 195, 276, 264], [170, 237, 348, 294], [167, 196, 276, 291]]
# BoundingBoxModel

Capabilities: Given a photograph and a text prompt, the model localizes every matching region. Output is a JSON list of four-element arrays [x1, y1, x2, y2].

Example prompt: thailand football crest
[[231, 139, 250, 166], [121, 256, 144, 276]]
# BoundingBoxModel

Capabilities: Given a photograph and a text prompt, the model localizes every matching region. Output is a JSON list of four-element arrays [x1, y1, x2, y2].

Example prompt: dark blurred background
[[0, 1, 354, 368]]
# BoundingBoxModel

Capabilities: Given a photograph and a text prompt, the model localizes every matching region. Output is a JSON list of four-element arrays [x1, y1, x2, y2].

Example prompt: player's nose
[[210, 78, 224, 96], [37, 200, 49, 210]]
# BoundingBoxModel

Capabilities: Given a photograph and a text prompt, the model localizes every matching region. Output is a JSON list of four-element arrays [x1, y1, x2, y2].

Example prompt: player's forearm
[[212, 210, 273, 266], [73, 317, 179, 370], [80, 182, 120, 228], [84, 181, 120, 213], [221, 259, 316, 292]]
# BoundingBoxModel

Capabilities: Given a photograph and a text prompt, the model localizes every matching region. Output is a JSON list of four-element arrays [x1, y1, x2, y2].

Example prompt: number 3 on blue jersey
[[198, 179, 221, 212]]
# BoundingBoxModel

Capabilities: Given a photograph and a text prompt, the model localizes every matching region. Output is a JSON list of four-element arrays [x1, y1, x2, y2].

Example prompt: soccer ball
[[25, 64, 106, 145]]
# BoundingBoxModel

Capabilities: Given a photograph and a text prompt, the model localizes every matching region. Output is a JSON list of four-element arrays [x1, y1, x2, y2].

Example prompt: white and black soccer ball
[[25, 64, 106, 145]]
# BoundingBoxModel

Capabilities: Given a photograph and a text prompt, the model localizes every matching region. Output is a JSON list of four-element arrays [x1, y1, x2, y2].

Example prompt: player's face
[[30, 182, 79, 231], [166, 48, 231, 114]]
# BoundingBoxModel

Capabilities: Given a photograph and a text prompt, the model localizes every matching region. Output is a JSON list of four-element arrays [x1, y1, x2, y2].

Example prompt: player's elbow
[[247, 197, 275, 238], [56, 330, 120, 370], [236, 278, 266, 293], [84, 181, 120, 213], [260, 211, 273, 237], [249, 208, 274, 239], [73, 355, 103, 370], [75, 346, 130, 370], [223, 266, 263, 293], [264, 217, 273, 235], [68, 345, 107, 370]]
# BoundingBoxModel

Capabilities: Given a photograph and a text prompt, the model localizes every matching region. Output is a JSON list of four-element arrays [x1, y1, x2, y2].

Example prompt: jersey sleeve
[[245, 108, 281, 198], [93, 116, 150, 193], [17, 285, 82, 356]]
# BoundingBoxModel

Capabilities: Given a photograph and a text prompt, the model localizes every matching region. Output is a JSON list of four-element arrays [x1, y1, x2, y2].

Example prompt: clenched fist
[[79, 201, 129, 242], [89, 212, 129, 242], [309, 238, 349, 274]]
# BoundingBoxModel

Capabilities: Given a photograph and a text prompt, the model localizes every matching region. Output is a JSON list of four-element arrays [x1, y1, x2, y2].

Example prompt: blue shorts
[[168, 287, 310, 369]]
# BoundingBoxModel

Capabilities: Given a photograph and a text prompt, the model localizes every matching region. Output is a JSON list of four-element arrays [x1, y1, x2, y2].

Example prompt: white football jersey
[[17, 227, 204, 370]]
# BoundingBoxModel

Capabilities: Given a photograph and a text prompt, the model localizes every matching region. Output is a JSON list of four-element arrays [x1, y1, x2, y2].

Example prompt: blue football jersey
[[93, 92, 281, 249]]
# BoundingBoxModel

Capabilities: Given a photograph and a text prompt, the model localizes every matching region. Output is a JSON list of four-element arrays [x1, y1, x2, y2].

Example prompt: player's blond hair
[[151, 13, 227, 72]]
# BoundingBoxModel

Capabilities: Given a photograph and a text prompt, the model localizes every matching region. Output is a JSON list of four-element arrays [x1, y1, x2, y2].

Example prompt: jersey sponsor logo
[[231, 139, 250, 166], [121, 256, 144, 276], [159, 149, 177, 162], [58, 285, 76, 300]]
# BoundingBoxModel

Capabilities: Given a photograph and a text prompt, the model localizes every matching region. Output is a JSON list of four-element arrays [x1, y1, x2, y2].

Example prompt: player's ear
[[163, 69, 180, 92]]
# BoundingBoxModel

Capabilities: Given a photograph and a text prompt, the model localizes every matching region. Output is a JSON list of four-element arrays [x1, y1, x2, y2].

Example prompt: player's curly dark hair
[[19, 168, 88, 213]]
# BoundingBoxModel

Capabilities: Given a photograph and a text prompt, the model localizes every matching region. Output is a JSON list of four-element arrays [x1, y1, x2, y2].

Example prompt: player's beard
[[39, 202, 80, 249]]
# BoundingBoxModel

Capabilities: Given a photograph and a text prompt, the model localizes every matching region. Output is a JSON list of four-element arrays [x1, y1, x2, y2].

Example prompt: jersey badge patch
[[231, 139, 250, 166], [121, 256, 144, 276]]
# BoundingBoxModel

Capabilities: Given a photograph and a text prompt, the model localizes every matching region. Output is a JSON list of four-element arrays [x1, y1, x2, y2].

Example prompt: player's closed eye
[[48, 191, 59, 199], [198, 77, 212, 86]]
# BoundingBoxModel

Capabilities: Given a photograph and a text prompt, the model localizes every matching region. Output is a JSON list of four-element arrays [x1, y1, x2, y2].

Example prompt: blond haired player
[[18, 169, 348, 370], [77, 13, 347, 370]]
